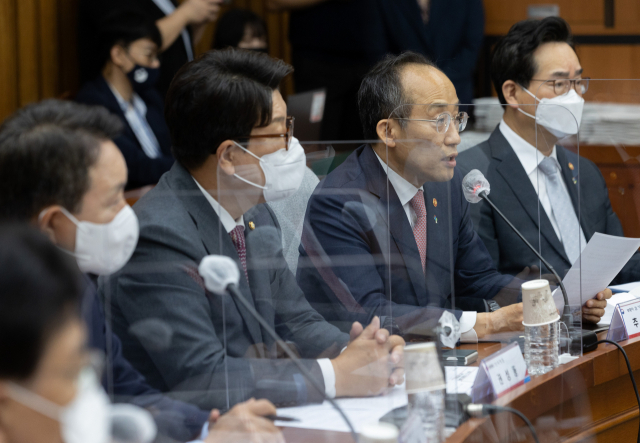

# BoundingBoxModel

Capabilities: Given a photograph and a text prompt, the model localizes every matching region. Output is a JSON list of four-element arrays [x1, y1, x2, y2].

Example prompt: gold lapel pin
[[568, 162, 574, 171], [248, 221, 256, 230], [433, 198, 437, 207]]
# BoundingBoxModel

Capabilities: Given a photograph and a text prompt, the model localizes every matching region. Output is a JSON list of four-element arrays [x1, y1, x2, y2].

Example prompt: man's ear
[[37, 206, 63, 243], [502, 80, 520, 107], [216, 140, 241, 176], [375, 119, 397, 148]]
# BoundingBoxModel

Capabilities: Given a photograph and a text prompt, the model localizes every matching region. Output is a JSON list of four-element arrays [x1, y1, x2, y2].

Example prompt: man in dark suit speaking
[[457, 17, 629, 318], [297, 51, 611, 343], [100, 49, 405, 411]]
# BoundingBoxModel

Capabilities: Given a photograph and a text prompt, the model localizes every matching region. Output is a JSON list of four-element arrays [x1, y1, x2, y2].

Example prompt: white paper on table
[[275, 385, 408, 433], [445, 366, 478, 397], [554, 233, 640, 312], [609, 281, 640, 293]]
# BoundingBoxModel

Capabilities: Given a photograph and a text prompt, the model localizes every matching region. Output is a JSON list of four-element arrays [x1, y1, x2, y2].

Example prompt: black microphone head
[[462, 169, 490, 203]]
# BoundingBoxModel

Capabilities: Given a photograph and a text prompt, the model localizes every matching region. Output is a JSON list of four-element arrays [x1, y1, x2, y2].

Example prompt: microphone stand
[[478, 191, 575, 337], [225, 283, 360, 443]]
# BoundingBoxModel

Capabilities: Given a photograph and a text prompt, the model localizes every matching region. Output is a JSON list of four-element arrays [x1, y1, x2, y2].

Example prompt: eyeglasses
[[396, 112, 468, 134], [237, 116, 295, 150], [531, 77, 590, 95]]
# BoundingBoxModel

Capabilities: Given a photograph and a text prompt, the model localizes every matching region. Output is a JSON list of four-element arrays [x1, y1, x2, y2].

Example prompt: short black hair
[[0, 225, 82, 380], [491, 17, 574, 104], [358, 51, 437, 141], [96, 9, 163, 71], [165, 48, 293, 170], [213, 9, 268, 50], [0, 99, 122, 221]]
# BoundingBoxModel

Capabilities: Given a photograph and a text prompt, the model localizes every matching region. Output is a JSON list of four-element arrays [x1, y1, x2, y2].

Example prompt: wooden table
[[282, 332, 640, 443]]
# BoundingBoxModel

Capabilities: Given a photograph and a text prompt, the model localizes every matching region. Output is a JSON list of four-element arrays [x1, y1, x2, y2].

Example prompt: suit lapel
[[169, 164, 264, 346], [423, 182, 451, 307], [361, 147, 428, 305], [489, 129, 571, 263], [556, 147, 592, 239]]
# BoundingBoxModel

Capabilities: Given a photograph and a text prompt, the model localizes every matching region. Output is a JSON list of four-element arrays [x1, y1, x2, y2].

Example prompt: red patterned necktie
[[229, 225, 249, 283], [409, 190, 427, 273]]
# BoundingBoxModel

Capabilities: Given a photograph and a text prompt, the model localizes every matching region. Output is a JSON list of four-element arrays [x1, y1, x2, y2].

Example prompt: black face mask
[[126, 65, 160, 93]]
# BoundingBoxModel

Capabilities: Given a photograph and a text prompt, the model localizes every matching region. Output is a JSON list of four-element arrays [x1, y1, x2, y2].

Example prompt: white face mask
[[7, 369, 111, 443], [232, 136, 307, 202], [54, 205, 139, 275], [518, 86, 584, 139]]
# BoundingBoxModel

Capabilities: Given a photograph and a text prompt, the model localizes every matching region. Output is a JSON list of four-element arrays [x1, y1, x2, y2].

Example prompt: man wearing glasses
[[101, 49, 405, 411], [297, 51, 534, 343], [458, 17, 626, 312]]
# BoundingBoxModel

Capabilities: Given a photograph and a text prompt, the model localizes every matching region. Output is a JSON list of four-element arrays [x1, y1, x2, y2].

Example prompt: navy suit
[[457, 127, 640, 283], [75, 76, 174, 190], [296, 145, 514, 335], [81, 276, 208, 442]]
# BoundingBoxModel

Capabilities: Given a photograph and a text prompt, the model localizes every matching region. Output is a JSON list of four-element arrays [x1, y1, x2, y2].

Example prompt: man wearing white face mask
[[101, 48, 406, 411], [458, 17, 633, 314], [0, 99, 286, 443]]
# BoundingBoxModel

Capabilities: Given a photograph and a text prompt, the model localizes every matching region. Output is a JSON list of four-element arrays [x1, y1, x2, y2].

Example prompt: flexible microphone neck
[[478, 190, 572, 322]]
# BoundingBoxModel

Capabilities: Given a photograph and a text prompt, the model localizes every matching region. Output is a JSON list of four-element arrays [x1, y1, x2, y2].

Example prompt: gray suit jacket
[[100, 162, 349, 410], [457, 126, 640, 283]]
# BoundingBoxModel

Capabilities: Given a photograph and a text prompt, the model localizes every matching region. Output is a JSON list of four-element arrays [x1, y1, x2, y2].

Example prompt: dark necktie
[[229, 225, 249, 283]]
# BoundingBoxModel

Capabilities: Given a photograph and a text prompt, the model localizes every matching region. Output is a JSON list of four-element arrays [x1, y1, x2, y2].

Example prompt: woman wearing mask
[[76, 10, 174, 190]]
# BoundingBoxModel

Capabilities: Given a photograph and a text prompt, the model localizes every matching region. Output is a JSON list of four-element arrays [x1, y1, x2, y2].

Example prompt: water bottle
[[407, 390, 445, 443], [524, 320, 559, 375]]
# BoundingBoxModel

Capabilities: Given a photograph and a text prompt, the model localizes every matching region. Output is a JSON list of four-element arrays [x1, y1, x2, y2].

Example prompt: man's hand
[[331, 317, 405, 397], [206, 399, 284, 443], [181, 0, 222, 24], [475, 303, 524, 339], [582, 288, 612, 324]]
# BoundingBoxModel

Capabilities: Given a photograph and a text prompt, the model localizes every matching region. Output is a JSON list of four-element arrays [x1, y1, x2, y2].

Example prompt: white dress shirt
[[499, 120, 586, 247], [108, 83, 162, 159], [374, 154, 478, 342], [193, 178, 337, 398]]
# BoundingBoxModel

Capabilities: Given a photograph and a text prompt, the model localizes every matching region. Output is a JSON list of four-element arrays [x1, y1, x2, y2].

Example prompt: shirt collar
[[499, 119, 558, 176], [374, 151, 423, 207], [106, 80, 147, 116], [192, 177, 244, 234]]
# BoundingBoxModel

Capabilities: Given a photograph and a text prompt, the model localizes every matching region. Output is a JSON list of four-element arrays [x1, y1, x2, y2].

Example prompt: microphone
[[198, 255, 359, 443], [461, 170, 573, 331], [110, 404, 157, 443]]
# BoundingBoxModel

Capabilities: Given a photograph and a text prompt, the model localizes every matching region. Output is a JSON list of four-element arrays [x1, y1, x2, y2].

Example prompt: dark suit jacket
[[296, 145, 514, 335], [100, 162, 349, 410], [82, 275, 208, 442], [75, 76, 174, 190], [457, 126, 640, 284]]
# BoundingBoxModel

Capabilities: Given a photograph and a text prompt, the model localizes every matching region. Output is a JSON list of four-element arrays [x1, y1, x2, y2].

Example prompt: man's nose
[[444, 122, 461, 146]]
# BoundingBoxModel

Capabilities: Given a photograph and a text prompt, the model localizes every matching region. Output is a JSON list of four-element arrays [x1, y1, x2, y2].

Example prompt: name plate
[[472, 342, 530, 403], [607, 298, 640, 342]]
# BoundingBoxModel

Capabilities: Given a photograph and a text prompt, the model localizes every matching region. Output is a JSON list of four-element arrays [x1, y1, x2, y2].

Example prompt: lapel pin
[[572, 177, 577, 185], [434, 215, 438, 224], [568, 162, 574, 171], [248, 221, 256, 230], [432, 198, 437, 207]]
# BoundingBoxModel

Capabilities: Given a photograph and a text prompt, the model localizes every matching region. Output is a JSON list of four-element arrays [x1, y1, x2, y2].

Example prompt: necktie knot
[[229, 226, 248, 282], [410, 190, 427, 218], [539, 156, 560, 177]]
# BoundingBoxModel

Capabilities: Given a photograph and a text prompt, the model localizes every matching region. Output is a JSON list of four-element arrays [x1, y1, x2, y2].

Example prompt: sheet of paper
[[609, 281, 640, 293], [554, 233, 640, 311], [277, 367, 480, 433], [445, 366, 478, 397]]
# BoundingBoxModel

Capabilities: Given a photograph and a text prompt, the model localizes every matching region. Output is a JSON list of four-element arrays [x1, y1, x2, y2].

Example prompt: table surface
[[281, 331, 640, 443]]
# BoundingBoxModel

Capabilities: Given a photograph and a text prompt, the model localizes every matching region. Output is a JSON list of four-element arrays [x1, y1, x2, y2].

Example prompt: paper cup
[[404, 342, 445, 394], [522, 279, 560, 326]]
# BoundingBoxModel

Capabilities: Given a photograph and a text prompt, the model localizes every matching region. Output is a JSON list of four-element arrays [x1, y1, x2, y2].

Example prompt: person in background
[[213, 9, 268, 52], [76, 10, 174, 190], [78, 0, 223, 98], [0, 100, 284, 443], [267, 0, 484, 140], [457, 17, 640, 300]]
